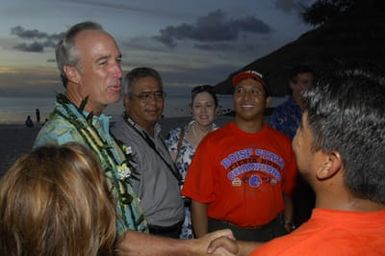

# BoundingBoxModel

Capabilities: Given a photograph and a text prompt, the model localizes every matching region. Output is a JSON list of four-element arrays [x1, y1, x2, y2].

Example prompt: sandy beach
[[0, 116, 232, 176], [0, 125, 40, 176]]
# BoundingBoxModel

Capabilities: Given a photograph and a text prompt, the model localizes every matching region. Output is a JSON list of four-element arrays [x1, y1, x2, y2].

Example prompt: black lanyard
[[124, 115, 183, 185]]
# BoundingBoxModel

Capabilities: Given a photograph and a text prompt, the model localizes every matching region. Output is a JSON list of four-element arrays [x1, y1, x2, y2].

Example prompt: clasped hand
[[206, 232, 239, 256]]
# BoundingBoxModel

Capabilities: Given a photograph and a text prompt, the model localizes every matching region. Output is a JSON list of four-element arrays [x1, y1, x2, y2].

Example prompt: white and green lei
[[52, 93, 148, 233]]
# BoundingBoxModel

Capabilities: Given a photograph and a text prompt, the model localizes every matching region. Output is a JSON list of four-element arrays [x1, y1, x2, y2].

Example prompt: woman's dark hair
[[191, 85, 218, 107]]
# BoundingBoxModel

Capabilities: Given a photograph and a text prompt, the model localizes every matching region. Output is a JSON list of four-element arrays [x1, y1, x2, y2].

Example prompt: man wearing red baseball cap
[[182, 70, 297, 242], [231, 70, 269, 95]]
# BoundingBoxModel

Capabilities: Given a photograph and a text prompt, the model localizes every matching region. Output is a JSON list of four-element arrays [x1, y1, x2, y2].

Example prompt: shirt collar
[[55, 100, 111, 133], [125, 114, 161, 138]]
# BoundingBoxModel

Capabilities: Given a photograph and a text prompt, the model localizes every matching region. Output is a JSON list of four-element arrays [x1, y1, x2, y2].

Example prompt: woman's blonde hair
[[0, 143, 116, 255]]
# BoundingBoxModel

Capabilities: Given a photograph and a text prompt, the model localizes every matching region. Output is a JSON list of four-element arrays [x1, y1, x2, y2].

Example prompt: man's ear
[[316, 151, 342, 180], [63, 65, 81, 84]]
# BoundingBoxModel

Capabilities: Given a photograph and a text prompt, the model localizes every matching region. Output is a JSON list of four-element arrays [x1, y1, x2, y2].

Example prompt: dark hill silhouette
[[214, 8, 385, 96]]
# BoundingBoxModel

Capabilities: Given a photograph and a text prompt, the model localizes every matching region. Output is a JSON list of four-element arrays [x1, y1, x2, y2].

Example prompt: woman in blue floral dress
[[165, 85, 218, 239]]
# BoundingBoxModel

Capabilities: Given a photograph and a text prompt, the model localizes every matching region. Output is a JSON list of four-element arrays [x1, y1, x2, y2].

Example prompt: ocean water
[[0, 97, 54, 124], [0, 94, 285, 125], [0, 94, 235, 125]]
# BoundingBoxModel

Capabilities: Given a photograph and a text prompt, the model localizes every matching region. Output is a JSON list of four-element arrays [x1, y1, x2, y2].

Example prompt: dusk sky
[[0, 0, 314, 98]]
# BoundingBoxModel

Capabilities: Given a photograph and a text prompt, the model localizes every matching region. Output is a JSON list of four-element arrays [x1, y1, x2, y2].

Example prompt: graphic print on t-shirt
[[221, 147, 285, 188]]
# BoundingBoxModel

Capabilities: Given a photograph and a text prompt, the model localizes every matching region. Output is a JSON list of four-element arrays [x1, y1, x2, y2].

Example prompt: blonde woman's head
[[0, 143, 116, 256]]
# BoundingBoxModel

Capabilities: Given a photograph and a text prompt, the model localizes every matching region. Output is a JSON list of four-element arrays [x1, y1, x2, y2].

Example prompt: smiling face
[[125, 76, 164, 131], [233, 78, 267, 124], [67, 29, 123, 114], [191, 91, 217, 128]]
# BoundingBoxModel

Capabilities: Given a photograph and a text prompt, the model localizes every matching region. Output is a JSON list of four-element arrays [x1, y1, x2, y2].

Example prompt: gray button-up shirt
[[111, 116, 183, 227]]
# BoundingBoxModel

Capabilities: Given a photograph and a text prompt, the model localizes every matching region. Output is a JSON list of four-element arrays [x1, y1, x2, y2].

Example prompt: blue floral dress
[[165, 121, 217, 239]]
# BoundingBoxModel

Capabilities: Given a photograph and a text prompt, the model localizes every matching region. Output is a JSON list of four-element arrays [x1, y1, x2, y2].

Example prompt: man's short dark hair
[[289, 65, 314, 82], [124, 67, 163, 95], [303, 68, 385, 204]]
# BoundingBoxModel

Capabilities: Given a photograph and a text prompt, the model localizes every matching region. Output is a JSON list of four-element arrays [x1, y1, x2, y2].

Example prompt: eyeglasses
[[129, 91, 166, 102], [191, 85, 214, 94]]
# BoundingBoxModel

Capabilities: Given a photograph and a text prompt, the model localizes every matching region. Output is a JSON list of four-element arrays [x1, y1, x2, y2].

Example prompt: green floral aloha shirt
[[34, 94, 148, 235]]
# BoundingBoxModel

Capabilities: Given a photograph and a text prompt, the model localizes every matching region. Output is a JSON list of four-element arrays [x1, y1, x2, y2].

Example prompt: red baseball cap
[[231, 70, 269, 96]]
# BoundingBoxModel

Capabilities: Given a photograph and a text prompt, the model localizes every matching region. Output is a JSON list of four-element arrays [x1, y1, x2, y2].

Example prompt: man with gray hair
[[111, 67, 184, 238], [34, 21, 233, 255]]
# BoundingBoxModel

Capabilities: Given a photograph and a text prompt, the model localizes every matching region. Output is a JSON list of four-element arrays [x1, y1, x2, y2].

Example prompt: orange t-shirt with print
[[182, 122, 297, 227]]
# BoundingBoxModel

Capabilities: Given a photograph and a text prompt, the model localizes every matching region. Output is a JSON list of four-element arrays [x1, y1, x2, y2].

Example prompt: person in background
[[269, 65, 315, 227], [165, 84, 219, 239], [35, 108, 41, 124], [182, 70, 297, 242], [0, 143, 116, 256], [33, 21, 234, 256], [25, 115, 34, 128], [270, 65, 314, 139], [111, 67, 184, 238], [208, 68, 385, 256]]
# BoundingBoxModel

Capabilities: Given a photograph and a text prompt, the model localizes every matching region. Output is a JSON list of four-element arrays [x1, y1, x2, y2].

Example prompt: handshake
[[197, 229, 259, 256]]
